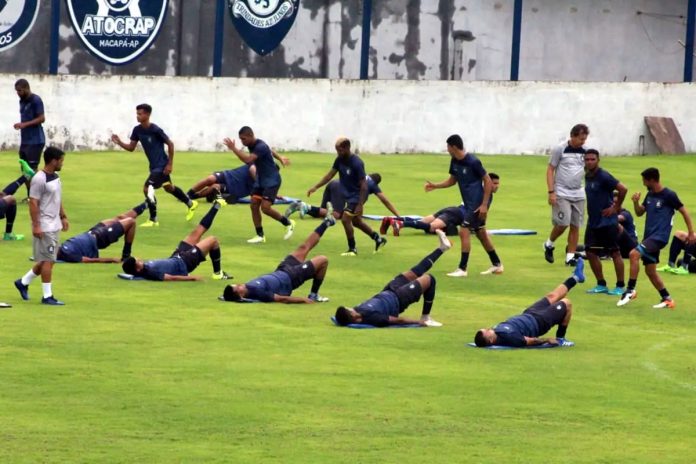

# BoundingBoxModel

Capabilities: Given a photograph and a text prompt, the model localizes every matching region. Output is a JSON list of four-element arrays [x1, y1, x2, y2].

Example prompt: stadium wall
[[1, 74, 694, 155]]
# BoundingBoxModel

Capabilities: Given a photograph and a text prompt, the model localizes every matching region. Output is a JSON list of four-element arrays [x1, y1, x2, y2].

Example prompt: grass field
[[1, 150, 695, 463]]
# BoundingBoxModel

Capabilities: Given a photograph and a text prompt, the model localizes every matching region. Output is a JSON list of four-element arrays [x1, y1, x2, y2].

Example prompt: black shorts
[[637, 238, 667, 265], [251, 185, 280, 203], [343, 200, 361, 216], [382, 274, 423, 311], [585, 225, 620, 252], [19, 144, 44, 169], [462, 210, 486, 231], [322, 182, 345, 213], [434, 207, 465, 229], [617, 231, 638, 259], [275, 255, 316, 289], [145, 172, 172, 189], [89, 222, 125, 249], [172, 241, 206, 272], [523, 297, 568, 336], [0, 198, 7, 219]]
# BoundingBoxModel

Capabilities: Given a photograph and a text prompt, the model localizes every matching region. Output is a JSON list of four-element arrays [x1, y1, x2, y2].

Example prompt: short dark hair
[[122, 256, 137, 275], [446, 134, 464, 150], [489, 172, 499, 180], [136, 103, 152, 114], [585, 149, 599, 157], [14, 78, 29, 89], [474, 330, 489, 347], [570, 124, 589, 137], [223, 285, 242, 302], [369, 173, 382, 184], [334, 306, 353, 326], [641, 167, 660, 182], [43, 146, 65, 165], [238, 126, 254, 137]]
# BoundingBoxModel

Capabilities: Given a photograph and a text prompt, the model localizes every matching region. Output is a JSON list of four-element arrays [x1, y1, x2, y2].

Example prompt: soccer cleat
[[18, 159, 35, 179], [146, 185, 157, 204], [247, 235, 266, 244], [544, 243, 555, 263], [308, 292, 330, 302], [379, 217, 391, 235], [573, 257, 585, 283], [141, 219, 159, 227], [14, 279, 29, 300], [341, 249, 358, 257], [392, 219, 402, 236], [284, 200, 301, 219], [212, 271, 232, 280], [669, 266, 689, 275], [652, 298, 675, 309], [617, 289, 637, 307], [3, 232, 24, 241], [480, 264, 504, 275], [299, 202, 310, 218], [446, 268, 468, 277], [283, 219, 296, 240], [214, 197, 227, 208], [41, 296, 65, 306], [435, 229, 452, 251], [586, 285, 609, 294], [0, 302, 11, 308], [656, 264, 673, 272], [421, 317, 443, 327], [323, 202, 336, 226], [566, 257, 578, 266], [374, 236, 387, 253], [607, 286, 625, 296], [185, 200, 199, 221]]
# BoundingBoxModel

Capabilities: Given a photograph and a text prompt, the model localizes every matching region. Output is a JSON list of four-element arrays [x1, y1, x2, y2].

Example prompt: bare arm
[[162, 274, 202, 281], [164, 139, 175, 175], [272, 149, 290, 167], [476, 174, 493, 218], [424, 175, 457, 192], [524, 336, 558, 346], [223, 138, 257, 164], [111, 134, 138, 152], [14, 114, 45, 130], [81, 257, 121, 263], [59, 203, 69, 232], [307, 169, 337, 197], [631, 192, 646, 217], [273, 294, 314, 304], [604, 182, 628, 217], [375, 192, 400, 217], [546, 164, 557, 206], [388, 316, 427, 326], [29, 197, 42, 238]]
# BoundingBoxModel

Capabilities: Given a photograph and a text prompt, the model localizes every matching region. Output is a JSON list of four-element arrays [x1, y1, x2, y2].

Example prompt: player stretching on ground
[[111, 103, 196, 227], [185, 165, 256, 212], [0, 162, 35, 241], [657, 230, 696, 275]]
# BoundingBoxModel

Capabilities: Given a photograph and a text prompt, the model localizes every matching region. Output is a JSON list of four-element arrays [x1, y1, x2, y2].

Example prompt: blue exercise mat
[[217, 296, 262, 303], [330, 316, 421, 329], [488, 229, 537, 236], [117, 273, 145, 281], [237, 196, 300, 205], [467, 339, 574, 349], [363, 214, 423, 221]]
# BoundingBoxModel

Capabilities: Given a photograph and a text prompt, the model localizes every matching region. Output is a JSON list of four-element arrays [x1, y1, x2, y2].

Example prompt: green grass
[[1, 151, 695, 463]]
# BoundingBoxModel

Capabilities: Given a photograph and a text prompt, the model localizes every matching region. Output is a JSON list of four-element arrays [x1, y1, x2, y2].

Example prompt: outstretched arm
[[375, 192, 400, 217], [273, 294, 314, 304], [81, 257, 121, 263], [272, 149, 290, 167], [424, 175, 456, 192], [163, 274, 202, 281], [307, 169, 337, 197], [223, 138, 258, 164], [111, 134, 138, 152], [388, 316, 427, 326]]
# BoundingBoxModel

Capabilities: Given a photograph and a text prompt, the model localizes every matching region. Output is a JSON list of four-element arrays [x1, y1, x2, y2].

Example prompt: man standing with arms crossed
[[14, 79, 45, 196], [544, 124, 588, 266], [14, 147, 69, 306]]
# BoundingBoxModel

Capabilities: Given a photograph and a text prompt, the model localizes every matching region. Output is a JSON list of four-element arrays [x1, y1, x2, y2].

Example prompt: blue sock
[[2, 176, 25, 196]]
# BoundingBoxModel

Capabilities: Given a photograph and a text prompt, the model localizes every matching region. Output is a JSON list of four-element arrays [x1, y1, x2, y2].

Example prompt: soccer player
[[111, 103, 196, 227], [583, 149, 628, 296], [616, 197, 639, 259], [14, 147, 69, 305], [333, 230, 452, 327], [223, 127, 294, 243], [14, 79, 45, 194], [424, 135, 500, 277], [617, 168, 695, 308], [544, 124, 588, 265], [221, 205, 337, 303], [474, 259, 585, 347], [56, 203, 146, 263], [185, 164, 256, 210], [0, 162, 35, 241], [121, 200, 230, 281], [658, 231, 696, 275], [305, 138, 387, 256]]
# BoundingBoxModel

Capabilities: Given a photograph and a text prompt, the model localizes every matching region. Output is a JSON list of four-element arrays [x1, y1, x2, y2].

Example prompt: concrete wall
[[2, 74, 694, 155], [0, 0, 692, 81]]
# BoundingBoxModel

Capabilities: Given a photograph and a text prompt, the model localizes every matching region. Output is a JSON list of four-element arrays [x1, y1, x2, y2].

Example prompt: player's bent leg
[[307, 255, 330, 302]]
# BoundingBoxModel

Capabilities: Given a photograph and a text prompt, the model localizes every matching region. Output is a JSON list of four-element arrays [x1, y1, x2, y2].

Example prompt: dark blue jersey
[[245, 271, 293, 302], [619, 209, 637, 239], [354, 291, 400, 327], [19, 94, 45, 145], [366, 175, 382, 197], [141, 257, 188, 281], [249, 139, 281, 189], [223, 165, 254, 199], [642, 188, 683, 243], [58, 233, 98, 262], [130, 123, 170, 172], [332, 154, 366, 203], [585, 168, 619, 228], [493, 314, 540, 348], [448, 154, 486, 211]]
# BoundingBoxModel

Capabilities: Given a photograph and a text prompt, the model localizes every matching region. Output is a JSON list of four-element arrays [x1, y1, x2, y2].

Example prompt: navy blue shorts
[[89, 222, 125, 249], [251, 185, 280, 203], [617, 231, 638, 259], [19, 144, 44, 169], [434, 207, 464, 228], [383, 274, 423, 311], [0, 198, 7, 219], [276, 255, 316, 290], [321, 182, 345, 213], [523, 297, 568, 336], [462, 209, 486, 231], [172, 241, 206, 272], [637, 238, 667, 265], [145, 171, 172, 189], [585, 225, 620, 252]]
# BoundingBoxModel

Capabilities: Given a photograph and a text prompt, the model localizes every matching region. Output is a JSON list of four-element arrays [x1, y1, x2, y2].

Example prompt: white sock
[[566, 252, 575, 262], [21, 270, 39, 286], [42, 282, 52, 299], [545, 239, 554, 248]]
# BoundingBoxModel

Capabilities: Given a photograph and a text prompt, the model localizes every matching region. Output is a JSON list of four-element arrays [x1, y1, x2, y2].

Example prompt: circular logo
[[0, 0, 39, 52], [106, 0, 133, 13], [248, 0, 280, 17]]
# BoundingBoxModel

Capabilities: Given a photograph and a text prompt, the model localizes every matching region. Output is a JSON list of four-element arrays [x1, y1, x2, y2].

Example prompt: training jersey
[[58, 233, 98, 262], [448, 153, 486, 212], [19, 94, 45, 145], [244, 271, 294, 302], [354, 291, 400, 327], [332, 154, 367, 202], [619, 209, 637, 239], [130, 123, 170, 172], [223, 165, 254, 199], [642, 188, 683, 243], [493, 314, 540, 348], [585, 168, 619, 229], [29, 171, 62, 232], [549, 142, 586, 200], [140, 257, 188, 281], [248, 139, 280, 189]]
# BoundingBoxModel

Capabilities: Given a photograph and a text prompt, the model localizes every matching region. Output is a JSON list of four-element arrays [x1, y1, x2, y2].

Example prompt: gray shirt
[[30, 171, 63, 232], [549, 142, 586, 200]]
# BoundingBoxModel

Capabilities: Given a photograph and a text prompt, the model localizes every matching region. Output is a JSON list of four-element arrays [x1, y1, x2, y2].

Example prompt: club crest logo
[[228, 0, 299, 56], [0, 0, 40, 53], [66, 0, 168, 65]]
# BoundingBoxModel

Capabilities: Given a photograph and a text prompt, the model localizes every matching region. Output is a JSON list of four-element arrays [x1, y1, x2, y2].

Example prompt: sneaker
[[379, 217, 391, 235], [392, 219, 402, 236], [141, 219, 159, 227], [421, 317, 443, 327], [653, 298, 675, 309], [544, 243, 555, 263], [284, 200, 301, 219], [480, 264, 504, 275], [214, 197, 227, 208], [566, 257, 578, 266], [247, 235, 266, 244], [656, 264, 673, 272], [374, 236, 387, 253], [446, 268, 468, 277], [3, 232, 24, 241], [299, 202, 310, 219], [308, 292, 329, 302], [14, 279, 29, 300], [212, 271, 232, 280], [573, 257, 585, 283], [185, 200, 199, 221], [341, 249, 358, 257], [18, 159, 35, 179], [283, 219, 296, 240], [146, 185, 157, 204], [435, 229, 452, 251], [323, 202, 336, 226], [607, 286, 624, 296], [41, 296, 65, 306], [669, 266, 689, 275], [617, 289, 637, 307], [586, 285, 609, 294]]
